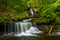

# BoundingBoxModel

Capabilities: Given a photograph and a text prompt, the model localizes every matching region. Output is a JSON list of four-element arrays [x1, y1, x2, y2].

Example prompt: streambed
[[0, 33, 60, 40]]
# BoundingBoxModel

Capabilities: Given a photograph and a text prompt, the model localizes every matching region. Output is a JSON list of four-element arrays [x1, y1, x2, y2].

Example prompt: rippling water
[[0, 30, 60, 40]]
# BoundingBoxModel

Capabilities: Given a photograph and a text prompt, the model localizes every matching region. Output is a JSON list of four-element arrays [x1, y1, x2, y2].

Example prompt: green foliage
[[0, 0, 60, 24], [34, 0, 60, 24]]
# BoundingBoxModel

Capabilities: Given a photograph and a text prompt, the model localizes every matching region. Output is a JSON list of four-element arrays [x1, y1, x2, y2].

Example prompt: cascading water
[[14, 21, 40, 36], [4, 19, 43, 37], [14, 21, 37, 36], [4, 8, 43, 37], [29, 8, 34, 16]]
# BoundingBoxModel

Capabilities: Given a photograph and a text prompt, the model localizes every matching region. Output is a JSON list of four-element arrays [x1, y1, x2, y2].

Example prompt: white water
[[26, 27, 43, 34], [23, 19, 32, 22], [4, 20, 43, 37], [29, 8, 34, 16], [13, 20, 43, 37]]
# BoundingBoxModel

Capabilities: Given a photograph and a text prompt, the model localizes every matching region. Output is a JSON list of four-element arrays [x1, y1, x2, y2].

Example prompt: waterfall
[[13, 19, 43, 37], [4, 8, 43, 37], [20, 22, 25, 33], [4, 20, 43, 37], [29, 8, 34, 16], [15, 22, 20, 34]]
